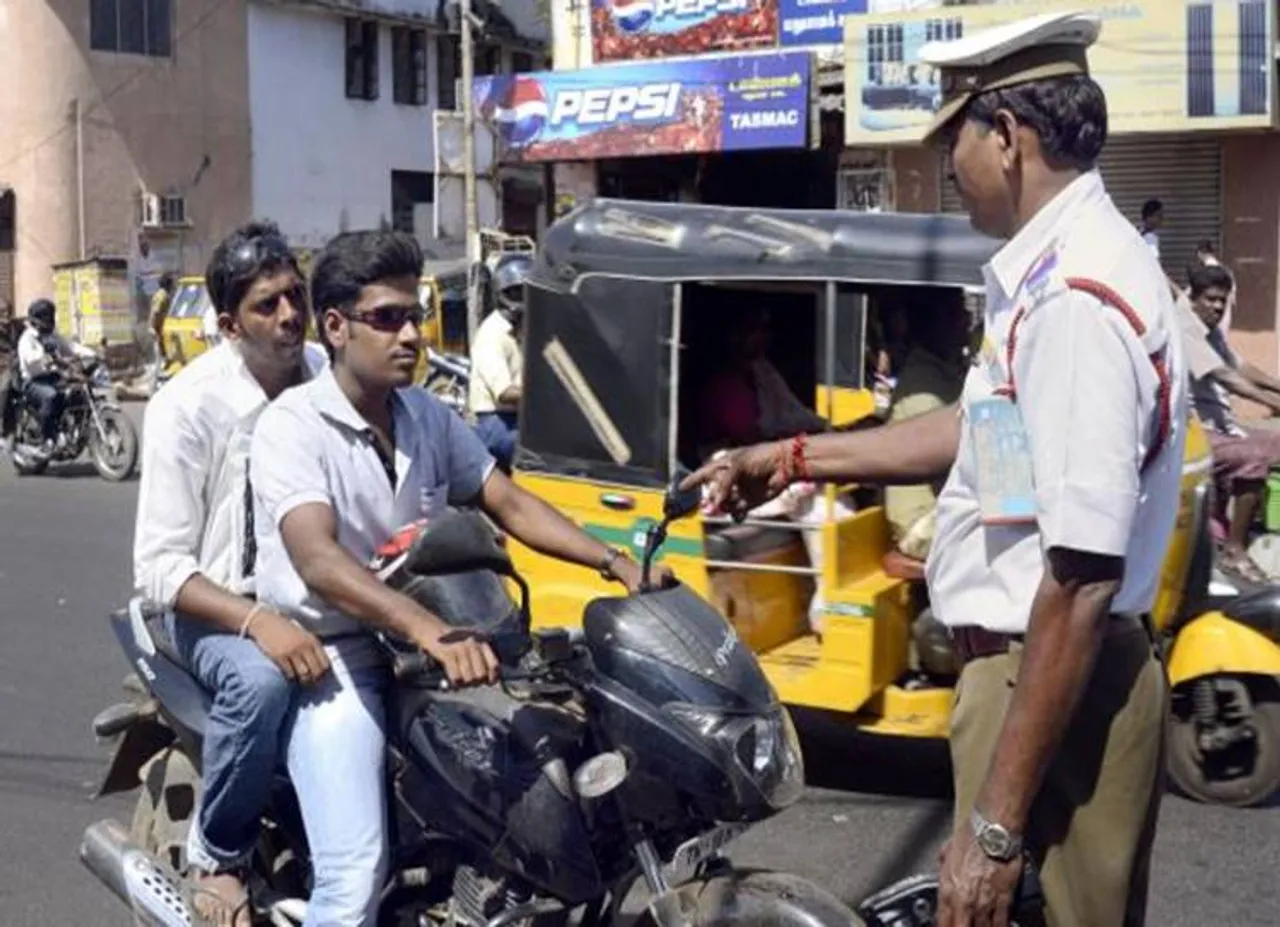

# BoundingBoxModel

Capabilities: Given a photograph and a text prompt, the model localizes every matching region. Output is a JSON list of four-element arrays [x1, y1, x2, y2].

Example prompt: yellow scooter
[[1161, 442, 1280, 806]]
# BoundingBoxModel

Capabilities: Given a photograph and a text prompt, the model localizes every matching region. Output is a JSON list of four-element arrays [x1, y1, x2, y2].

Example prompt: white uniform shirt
[[17, 326, 91, 380], [927, 171, 1189, 633], [468, 310, 522, 415], [133, 341, 329, 605], [251, 368, 495, 644]]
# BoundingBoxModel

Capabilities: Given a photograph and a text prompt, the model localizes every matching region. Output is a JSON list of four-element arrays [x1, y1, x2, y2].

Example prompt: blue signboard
[[779, 0, 867, 48], [473, 52, 812, 163]]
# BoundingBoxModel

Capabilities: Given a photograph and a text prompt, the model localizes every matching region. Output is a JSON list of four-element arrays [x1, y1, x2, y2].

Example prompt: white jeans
[[286, 651, 389, 926]]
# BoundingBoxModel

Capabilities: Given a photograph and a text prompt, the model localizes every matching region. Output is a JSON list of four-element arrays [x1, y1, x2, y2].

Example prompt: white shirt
[[252, 368, 496, 642], [927, 171, 1189, 633], [133, 341, 329, 606], [468, 310, 522, 415], [1142, 229, 1160, 259], [17, 325, 91, 380]]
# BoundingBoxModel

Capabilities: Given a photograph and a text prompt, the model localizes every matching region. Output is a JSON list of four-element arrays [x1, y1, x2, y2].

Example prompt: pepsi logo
[[609, 0, 655, 34], [492, 76, 549, 147]]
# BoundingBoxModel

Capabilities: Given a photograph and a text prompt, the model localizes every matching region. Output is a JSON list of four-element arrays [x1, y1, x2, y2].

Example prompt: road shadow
[[791, 707, 954, 801]]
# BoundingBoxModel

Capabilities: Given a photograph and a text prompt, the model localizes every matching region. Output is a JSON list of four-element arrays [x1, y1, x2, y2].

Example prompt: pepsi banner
[[474, 53, 812, 164], [591, 0, 779, 63]]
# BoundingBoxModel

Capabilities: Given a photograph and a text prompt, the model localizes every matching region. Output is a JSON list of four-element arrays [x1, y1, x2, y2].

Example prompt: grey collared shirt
[[251, 368, 495, 645]]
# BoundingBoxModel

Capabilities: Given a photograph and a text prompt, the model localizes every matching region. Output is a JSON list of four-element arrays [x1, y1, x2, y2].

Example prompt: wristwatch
[[970, 809, 1022, 862], [598, 546, 626, 581]]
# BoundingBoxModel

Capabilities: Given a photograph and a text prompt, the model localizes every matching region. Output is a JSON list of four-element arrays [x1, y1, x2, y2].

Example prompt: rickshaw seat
[[882, 550, 926, 582], [705, 522, 802, 563]]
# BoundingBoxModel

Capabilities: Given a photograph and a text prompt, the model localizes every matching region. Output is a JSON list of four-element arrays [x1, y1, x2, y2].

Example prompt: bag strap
[[1003, 276, 1172, 473]]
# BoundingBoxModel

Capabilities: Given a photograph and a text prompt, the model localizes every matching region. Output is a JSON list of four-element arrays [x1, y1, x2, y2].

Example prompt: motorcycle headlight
[[91, 366, 110, 387], [665, 703, 805, 811]]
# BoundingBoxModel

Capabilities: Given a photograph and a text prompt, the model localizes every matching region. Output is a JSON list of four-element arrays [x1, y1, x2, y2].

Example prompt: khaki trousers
[[949, 624, 1168, 927]]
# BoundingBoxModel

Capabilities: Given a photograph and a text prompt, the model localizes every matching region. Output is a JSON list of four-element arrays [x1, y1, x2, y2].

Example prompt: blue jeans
[[23, 375, 63, 441], [285, 648, 389, 926], [474, 412, 518, 470], [170, 614, 296, 872]]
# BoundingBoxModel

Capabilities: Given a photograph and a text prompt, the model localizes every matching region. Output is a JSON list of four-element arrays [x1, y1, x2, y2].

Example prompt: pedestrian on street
[[682, 11, 1186, 926]]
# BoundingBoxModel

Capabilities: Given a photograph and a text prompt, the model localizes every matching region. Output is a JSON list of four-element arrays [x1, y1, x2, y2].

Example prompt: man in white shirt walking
[[133, 221, 328, 926], [251, 230, 666, 925]]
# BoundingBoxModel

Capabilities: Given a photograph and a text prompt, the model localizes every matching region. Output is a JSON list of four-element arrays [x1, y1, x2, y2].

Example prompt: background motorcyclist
[[468, 254, 530, 469], [16, 298, 93, 450]]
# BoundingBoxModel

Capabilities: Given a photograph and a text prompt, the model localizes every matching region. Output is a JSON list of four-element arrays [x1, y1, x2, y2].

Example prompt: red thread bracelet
[[791, 433, 810, 482]]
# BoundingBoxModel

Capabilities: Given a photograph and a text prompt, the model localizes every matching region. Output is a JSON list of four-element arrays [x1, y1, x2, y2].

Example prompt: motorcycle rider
[[468, 255, 530, 469], [16, 298, 94, 451], [250, 229, 670, 925], [133, 220, 329, 927]]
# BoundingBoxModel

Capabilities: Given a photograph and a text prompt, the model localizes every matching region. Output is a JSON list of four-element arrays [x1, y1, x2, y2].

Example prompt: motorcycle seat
[[144, 609, 186, 668]]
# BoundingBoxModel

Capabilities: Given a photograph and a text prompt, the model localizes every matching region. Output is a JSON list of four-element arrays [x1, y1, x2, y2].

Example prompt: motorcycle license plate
[[662, 822, 750, 885]]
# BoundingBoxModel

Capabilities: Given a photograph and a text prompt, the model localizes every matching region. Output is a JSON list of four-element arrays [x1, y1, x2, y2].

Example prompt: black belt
[[950, 614, 1148, 665]]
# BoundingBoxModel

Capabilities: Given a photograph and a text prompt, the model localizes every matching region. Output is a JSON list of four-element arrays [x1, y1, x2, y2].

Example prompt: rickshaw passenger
[[695, 307, 853, 633], [884, 293, 970, 560], [696, 307, 827, 456]]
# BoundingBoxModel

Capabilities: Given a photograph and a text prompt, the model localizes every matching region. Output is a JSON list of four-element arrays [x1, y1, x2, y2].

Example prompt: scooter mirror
[[663, 469, 701, 521]]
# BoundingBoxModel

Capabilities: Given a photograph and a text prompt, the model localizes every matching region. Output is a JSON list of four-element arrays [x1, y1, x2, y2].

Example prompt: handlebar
[[390, 627, 580, 688]]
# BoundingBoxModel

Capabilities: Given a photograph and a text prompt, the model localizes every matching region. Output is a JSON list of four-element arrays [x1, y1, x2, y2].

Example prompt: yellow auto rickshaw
[[162, 276, 216, 372], [506, 199, 1249, 786]]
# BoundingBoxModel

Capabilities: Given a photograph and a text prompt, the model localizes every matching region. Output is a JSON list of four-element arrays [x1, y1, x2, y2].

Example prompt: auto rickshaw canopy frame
[[518, 199, 998, 488]]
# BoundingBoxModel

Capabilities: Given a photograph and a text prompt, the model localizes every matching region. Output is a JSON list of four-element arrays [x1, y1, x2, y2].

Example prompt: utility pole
[[460, 0, 482, 344]]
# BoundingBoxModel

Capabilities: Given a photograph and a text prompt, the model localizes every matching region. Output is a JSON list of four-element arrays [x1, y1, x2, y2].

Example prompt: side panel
[[1166, 612, 1280, 687], [512, 471, 709, 632]]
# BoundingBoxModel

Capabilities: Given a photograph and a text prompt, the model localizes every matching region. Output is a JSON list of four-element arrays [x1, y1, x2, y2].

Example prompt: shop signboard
[[778, 0, 864, 49], [590, 0, 780, 63], [843, 0, 1277, 146], [473, 52, 813, 163]]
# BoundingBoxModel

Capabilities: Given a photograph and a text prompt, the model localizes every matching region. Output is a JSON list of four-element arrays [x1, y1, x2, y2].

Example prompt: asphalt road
[[0, 401, 1276, 924]]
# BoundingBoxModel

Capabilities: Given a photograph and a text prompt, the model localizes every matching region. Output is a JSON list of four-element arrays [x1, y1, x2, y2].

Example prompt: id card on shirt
[[968, 396, 1037, 526]]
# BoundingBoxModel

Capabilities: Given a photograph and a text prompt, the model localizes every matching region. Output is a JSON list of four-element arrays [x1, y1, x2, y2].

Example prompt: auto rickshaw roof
[[533, 199, 1000, 292]]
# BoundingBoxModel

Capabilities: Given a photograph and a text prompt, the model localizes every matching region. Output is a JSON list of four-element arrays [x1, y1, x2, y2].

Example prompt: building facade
[[0, 0, 548, 328], [248, 0, 549, 252], [0, 0, 253, 316]]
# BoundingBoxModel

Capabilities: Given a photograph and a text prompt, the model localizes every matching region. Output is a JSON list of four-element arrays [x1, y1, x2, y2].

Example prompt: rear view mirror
[[405, 509, 514, 578], [663, 469, 701, 521]]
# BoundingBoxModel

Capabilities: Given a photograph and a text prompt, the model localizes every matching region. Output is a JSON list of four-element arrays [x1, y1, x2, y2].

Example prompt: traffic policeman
[[685, 11, 1186, 926]]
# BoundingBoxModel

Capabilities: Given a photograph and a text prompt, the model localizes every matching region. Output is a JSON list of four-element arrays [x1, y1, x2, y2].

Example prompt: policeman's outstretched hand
[[421, 628, 499, 687], [680, 443, 788, 521]]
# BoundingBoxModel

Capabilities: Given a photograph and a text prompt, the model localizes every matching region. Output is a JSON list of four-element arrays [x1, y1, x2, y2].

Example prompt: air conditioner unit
[[139, 193, 162, 228]]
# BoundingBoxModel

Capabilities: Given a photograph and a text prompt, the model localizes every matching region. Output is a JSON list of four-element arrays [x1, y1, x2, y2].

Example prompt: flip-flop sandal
[[185, 875, 253, 927]]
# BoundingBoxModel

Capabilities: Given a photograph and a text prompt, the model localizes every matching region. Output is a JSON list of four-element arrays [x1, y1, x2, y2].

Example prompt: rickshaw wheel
[[1167, 676, 1280, 808]]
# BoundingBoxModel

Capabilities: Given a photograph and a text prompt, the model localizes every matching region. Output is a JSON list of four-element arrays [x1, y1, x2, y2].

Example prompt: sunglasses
[[346, 304, 425, 331]]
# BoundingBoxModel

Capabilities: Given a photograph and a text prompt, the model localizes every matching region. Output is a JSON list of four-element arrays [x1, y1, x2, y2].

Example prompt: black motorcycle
[[2, 358, 138, 481], [81, 481, 864, 927]]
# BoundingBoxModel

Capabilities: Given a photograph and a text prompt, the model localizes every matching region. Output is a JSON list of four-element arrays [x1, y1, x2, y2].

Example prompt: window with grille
[[437, 34, 460, 109], [392, 27, 428, 105], [391, 171, 434, 236], [90, 0, 171, 57], [345, 18, 380, 101]]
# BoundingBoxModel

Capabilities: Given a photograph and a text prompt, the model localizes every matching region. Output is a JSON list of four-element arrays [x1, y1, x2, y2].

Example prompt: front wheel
[[1167, 676, 1280, 807], [632, 871, 865, 927], [90, 405, 139, 481]]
